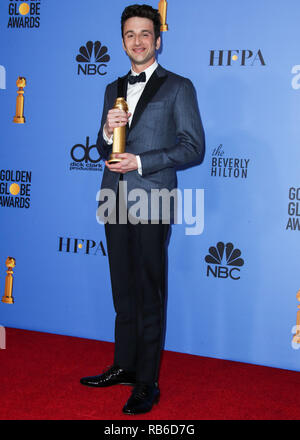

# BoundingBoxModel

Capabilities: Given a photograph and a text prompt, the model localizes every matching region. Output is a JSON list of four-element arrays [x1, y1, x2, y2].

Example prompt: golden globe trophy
[[158, 0, 168, 31], [1, 257, 16, 304], [292, 289, 300, 344], [13, 77, 26, 124], [108, 97, 129, 164]]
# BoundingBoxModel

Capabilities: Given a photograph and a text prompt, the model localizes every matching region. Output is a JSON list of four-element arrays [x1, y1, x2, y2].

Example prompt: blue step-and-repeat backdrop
[[1, 0, 300, 372]]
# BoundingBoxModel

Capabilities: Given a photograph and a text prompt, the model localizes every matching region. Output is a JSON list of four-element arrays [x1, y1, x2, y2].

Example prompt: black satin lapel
[[117, 73, 129, 99], [117, 73, 130, 136], [129, 71, 167, 131]]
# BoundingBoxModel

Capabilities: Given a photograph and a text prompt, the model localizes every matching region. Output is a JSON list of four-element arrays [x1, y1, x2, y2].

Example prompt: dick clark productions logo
[[76, 41, 110, 75], [205, 242, 244, 280], [70, 136, 103, 172]]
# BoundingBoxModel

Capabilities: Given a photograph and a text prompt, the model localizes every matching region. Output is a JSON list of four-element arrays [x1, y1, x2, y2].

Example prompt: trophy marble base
[[13, 116, 25, 124], [2, 296, 14, 304], [293, 334, 300, 343], [108, 153, 123, 164]]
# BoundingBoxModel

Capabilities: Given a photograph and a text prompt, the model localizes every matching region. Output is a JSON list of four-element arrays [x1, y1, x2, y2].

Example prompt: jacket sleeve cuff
[[136, 155, 142, 176], [103, 128, 113, 145]]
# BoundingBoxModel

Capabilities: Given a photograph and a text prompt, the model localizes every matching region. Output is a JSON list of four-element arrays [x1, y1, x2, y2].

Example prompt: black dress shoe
[[122, 383, 160, 415], [80, 365, 136, 387]]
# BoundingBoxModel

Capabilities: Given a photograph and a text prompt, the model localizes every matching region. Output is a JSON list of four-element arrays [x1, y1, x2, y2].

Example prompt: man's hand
[[106, 153, 138, 174], [104, 109, 131, 138]]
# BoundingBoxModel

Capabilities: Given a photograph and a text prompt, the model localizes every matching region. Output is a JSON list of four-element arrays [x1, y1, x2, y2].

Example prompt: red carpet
[[0, 327, 300, 420]]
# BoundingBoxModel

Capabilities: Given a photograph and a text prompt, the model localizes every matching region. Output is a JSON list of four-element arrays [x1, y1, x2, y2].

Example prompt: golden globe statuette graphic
[[13, 77, 26, 124], [158, 0, 168, 32], [19, 2, 30, 15], [1, 257, 16, 304], [108, 97, 129, 164], [10, 183, 20, 196], [292, 289, 300, 344]]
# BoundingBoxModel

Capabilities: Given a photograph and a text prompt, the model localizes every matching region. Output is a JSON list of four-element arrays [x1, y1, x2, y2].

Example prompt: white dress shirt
[[103, 60, 158, 176]]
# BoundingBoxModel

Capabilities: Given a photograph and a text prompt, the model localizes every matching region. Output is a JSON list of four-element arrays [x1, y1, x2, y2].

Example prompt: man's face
[[122, 16, 161, 70]]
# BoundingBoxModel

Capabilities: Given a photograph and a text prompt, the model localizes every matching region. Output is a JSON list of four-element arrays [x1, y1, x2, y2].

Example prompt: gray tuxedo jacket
[[96, 64, 205, 222]]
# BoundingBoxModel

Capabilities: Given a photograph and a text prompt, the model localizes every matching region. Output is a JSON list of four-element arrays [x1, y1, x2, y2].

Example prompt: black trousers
[[104, 191, 170, 385]]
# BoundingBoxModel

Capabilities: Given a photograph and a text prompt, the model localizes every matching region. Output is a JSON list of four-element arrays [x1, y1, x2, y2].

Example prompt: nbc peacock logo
[[205, 242, 244, 280], [76, 41, 110, 76]]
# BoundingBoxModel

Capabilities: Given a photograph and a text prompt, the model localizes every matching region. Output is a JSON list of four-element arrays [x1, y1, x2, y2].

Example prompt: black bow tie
[[128, 71, 146, 85]]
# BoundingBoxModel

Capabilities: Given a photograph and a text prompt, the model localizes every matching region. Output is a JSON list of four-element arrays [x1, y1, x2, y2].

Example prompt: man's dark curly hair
[[121, 4, 161, 41]]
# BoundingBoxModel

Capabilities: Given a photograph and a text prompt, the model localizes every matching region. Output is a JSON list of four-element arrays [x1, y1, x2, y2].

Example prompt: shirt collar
[[130, 60, 158, 83]]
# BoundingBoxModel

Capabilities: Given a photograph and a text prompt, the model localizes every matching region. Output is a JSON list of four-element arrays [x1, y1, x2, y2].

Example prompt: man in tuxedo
[[80, 4, 205, 414]]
